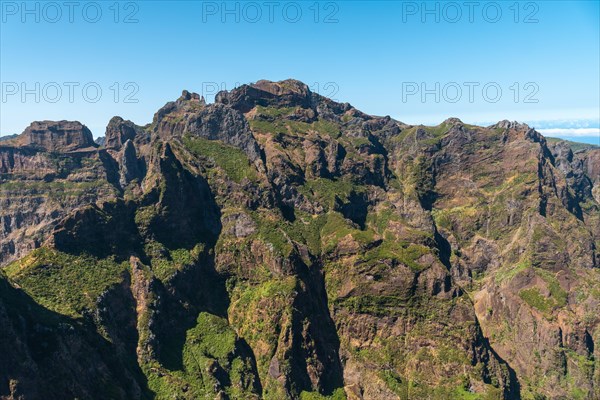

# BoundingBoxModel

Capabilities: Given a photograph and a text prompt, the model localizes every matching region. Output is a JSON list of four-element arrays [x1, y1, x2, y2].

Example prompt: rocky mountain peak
[[3, 120, 97, 152], [179, 90, 206, 105], [104, 116, 142, 150], [442, 117, 464, 126], [216, 79, 314, 113], [95, 136, 106, 146], [151, 90, 208, 129], [491, 119, 530, 131], [252, 79, 310, 97]]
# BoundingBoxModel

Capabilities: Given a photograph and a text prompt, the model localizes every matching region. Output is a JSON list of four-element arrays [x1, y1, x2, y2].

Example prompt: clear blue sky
[[1, 0, 599, 144]]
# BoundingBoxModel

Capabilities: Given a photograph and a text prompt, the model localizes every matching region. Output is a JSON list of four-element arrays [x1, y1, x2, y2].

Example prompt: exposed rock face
[[104, 117, 141, 150], [94, 136, 106, 146], [579, 147, 600, 203], [216, 79, 314, 113], [490, 119, 530, 131], [119, 140, 143, 187], [0, 79, 599, 400], [0, 138, 118, 265], [6, 121, 97, 152], [153, 90, 261, 162]]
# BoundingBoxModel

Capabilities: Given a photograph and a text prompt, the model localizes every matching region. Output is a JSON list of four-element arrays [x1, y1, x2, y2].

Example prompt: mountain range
[[0, 79, 599, 400]]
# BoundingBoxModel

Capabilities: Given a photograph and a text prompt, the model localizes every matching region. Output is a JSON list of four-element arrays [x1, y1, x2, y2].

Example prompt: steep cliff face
[[6, 121, 97, 153], [0, 80, 598, 400], [0, 122, 118, 266], [390, 121, 600, 399]]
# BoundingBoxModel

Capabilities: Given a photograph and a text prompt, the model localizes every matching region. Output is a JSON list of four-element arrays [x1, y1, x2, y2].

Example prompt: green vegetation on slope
[[145, 312, 259, 399], [183, 135, 257, 183], [5, 247, 128, 318]]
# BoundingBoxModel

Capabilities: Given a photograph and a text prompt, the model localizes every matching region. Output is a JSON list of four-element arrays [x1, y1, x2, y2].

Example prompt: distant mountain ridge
[[546, 136, 599, 152], [0, 134, 18, 142]]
